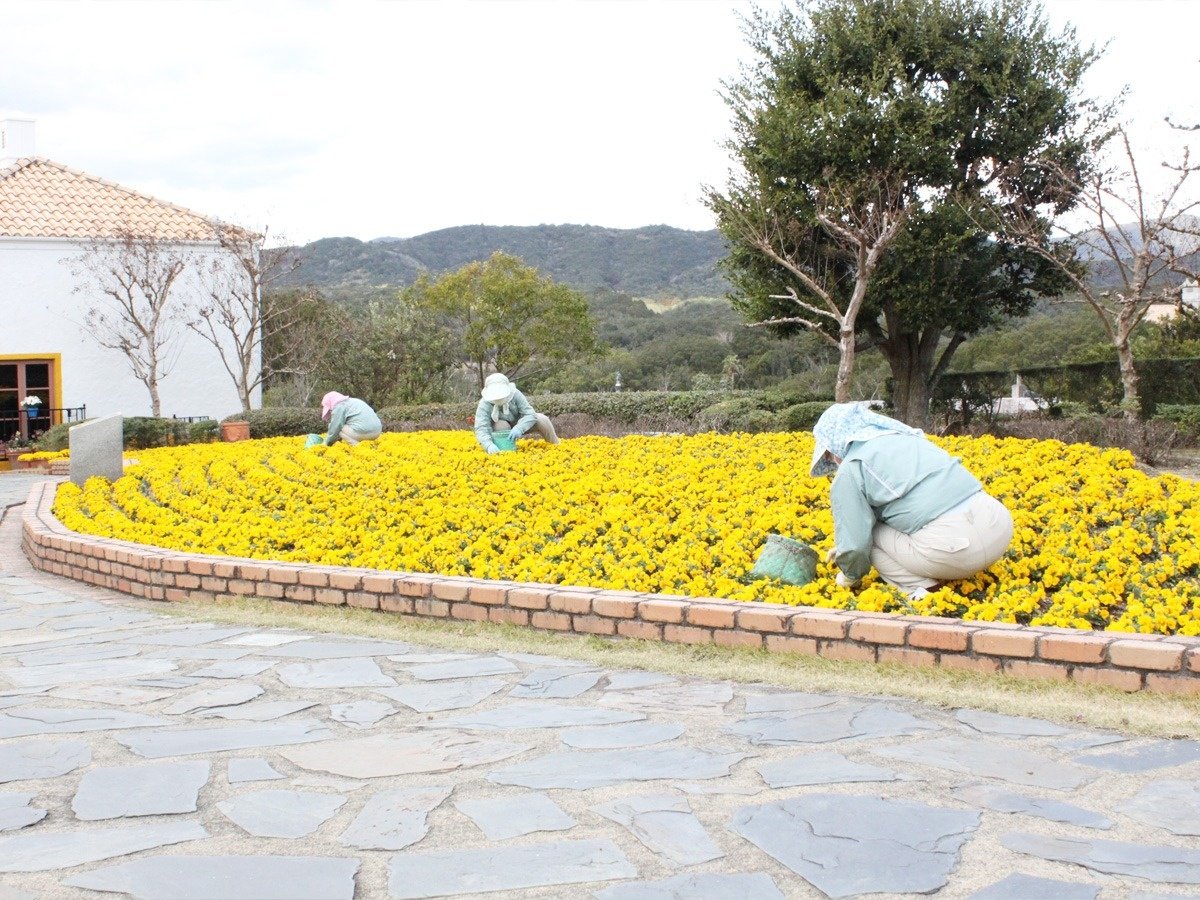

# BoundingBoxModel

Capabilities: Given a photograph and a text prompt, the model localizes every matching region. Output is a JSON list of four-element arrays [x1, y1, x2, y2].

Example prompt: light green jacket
[[831, 433, 982, 581], [474, 390, 539, 452], [325, 398, 382, 446]]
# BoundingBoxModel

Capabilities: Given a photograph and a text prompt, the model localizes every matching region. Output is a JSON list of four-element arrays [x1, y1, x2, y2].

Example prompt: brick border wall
[[18, 481, 1200, 695]]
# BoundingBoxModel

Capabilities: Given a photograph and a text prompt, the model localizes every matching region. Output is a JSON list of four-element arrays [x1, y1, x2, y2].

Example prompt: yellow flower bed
[[50, 431, 1200, 635], [17, 450, 69, 462]]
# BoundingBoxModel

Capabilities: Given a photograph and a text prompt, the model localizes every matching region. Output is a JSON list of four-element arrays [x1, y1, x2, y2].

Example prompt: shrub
[[696, 399, 778, 433], [1155, 404, 1200, 435], [189, 419, 220, 443], [777, 401, 834, 432], [123, 417, 194, 450], [33, 421, 83, 452], [223, 408, 325, 438]]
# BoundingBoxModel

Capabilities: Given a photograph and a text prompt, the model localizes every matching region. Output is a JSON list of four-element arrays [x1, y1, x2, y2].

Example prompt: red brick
[[1145, 674, 1200, 695], [736, 607, 792, 633], [237, 563, 272, 581], [228, 579, 255, 596], [469, 584, 509, 606], [617, 620, 663, 641], [1004, 659, 1069, 682], [396, 577, 433, 598], [164, 588, 188, 602], [212, 561, 238, 578], [200, 577, 227, 593], [908, 624, 971, 652], [820, 641, 876, 663], [451, 603, 488, 622], [715, 629, 764, 649], [878, 646, 938, 668], [255, 582, 285, 599], [432, 580, 471, 602], [791, 612, 851, 639], [531, 610, 573, 631], [176, 574, 201, 590], [664, 624, 713, 645], [313, 588, 346, 605], [593, 597, 639, 619], [283, 585, 316, 603], [973, 629, 1038, 659], [509, 588, 551, 610], [298, 570, 330, 588], [687, 603, 738, 629], [414, 598, 450, 617], [549, 591, 594, 614], [1039, 634, 1109, 665], [345, 592, 379, 610], [1108, 640, 1184, 672], [1072, 667, 1142, 692], [489, 607, 530, 627], [765, 635, 818, 655], [574, 615, 617, 636], [1188, 648, 1200, 674], [361, 575, 397, 593], [639, 599, 688, 624], [185, 559, 214, 576], [268, 567, 301, 585], [380, 596, 414, 614], [329, 572, 362, 591], [848, 618, 909, 646]]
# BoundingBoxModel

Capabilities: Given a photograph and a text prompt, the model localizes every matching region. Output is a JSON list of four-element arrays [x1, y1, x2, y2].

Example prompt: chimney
[[0, 118, 36, 165]]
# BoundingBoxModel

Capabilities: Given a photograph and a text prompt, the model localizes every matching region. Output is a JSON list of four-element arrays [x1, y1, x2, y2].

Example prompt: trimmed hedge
[[221, 408, 325, 439], [34, 417, 220, 452], [938, 357, 1200, 417]]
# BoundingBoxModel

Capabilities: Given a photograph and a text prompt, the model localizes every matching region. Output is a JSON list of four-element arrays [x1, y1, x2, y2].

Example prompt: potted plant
[[21, 395, 42, 420], [4, 435, 33, 468]]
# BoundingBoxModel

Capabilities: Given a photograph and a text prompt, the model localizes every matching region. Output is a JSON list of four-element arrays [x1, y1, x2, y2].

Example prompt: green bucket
[[748, 533, 818, 586], [304, 434, 323, 449], [492, 430, 517, 452]]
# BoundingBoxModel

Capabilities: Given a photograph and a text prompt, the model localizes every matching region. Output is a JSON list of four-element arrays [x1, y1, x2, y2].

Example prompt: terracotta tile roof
[[0, 157, 219, 241]]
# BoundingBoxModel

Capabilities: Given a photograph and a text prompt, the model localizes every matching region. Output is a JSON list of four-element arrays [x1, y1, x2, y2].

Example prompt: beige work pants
[[339, 425, 380, 446], [497, 413, 560, 445], [870, 491, 1014, 596]]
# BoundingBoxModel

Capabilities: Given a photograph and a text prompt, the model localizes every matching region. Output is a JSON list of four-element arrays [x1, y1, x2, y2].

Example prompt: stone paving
[[2, 472, 1200, 898]]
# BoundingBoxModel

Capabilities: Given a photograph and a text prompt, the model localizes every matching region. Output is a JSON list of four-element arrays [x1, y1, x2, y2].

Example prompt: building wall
[[0, 238, 260, 421]]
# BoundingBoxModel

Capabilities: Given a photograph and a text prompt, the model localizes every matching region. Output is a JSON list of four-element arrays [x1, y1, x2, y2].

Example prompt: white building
[[0, 118, 258, 444]]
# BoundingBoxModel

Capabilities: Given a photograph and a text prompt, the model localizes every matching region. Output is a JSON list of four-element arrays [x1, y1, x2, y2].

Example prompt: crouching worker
[[474, 373, 559, 455], [320, 392, 382, 446], [811, 402, 1013, 598]]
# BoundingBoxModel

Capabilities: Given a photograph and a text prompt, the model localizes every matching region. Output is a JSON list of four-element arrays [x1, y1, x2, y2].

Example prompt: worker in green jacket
[[811, 402, 1013, 597], [320, 392, 382, 446], [474, 373, 559, 454]]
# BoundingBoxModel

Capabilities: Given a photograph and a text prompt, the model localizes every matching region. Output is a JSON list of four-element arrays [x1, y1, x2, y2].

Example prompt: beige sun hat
[[481, 373, 516, 404]]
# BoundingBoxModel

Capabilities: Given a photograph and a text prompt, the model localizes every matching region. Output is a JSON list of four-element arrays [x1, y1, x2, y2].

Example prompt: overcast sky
[[4, 0, 1197, 245]]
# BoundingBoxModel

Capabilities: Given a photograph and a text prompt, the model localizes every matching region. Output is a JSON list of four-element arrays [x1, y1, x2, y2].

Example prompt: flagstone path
[[1, 472, 1199, 898]]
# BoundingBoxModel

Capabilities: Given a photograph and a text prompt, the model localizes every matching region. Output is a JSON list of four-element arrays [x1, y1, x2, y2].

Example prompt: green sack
[[492, 430, 517, 452], [304, 434, 323, 448], [748, 534, 818, 586]]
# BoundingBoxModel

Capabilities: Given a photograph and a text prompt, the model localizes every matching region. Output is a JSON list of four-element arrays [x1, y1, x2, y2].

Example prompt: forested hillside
[[278, 224, 730, 299]]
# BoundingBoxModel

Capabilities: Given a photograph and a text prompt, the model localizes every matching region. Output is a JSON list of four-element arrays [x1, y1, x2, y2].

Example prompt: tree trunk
[[878, 322, 952, 430], [1115, 336, 1141, 421], [834, 325, 855, 402], [149, 379, 161, 417]]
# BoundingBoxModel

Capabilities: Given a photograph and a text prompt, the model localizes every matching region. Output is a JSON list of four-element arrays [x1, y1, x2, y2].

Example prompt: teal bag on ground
[[748, 534, 819, 586], [304, 434, 323, 448], [492, 430, 517, 452]]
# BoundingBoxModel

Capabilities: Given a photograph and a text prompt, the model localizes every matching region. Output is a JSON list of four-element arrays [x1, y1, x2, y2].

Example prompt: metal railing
[[0, 406, 87, 443]]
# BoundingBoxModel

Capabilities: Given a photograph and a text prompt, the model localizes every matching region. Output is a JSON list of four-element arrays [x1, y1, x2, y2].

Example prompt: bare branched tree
[[995, 126, 1200, 418], [189, 224, 302, 412], [73, 228, 192, 416], [709, 176, 908, 402]]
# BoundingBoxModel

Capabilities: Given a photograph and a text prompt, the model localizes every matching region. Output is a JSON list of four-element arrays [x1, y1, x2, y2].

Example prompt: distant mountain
[[277, 224, 731, 299]]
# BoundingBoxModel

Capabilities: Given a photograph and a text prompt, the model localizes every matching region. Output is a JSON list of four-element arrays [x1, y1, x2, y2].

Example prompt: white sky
[[3, 0, 1197, 245]]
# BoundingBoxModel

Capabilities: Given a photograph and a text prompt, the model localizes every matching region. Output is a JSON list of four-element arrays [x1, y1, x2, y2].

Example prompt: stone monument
[[69, 416, 124, 486]]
